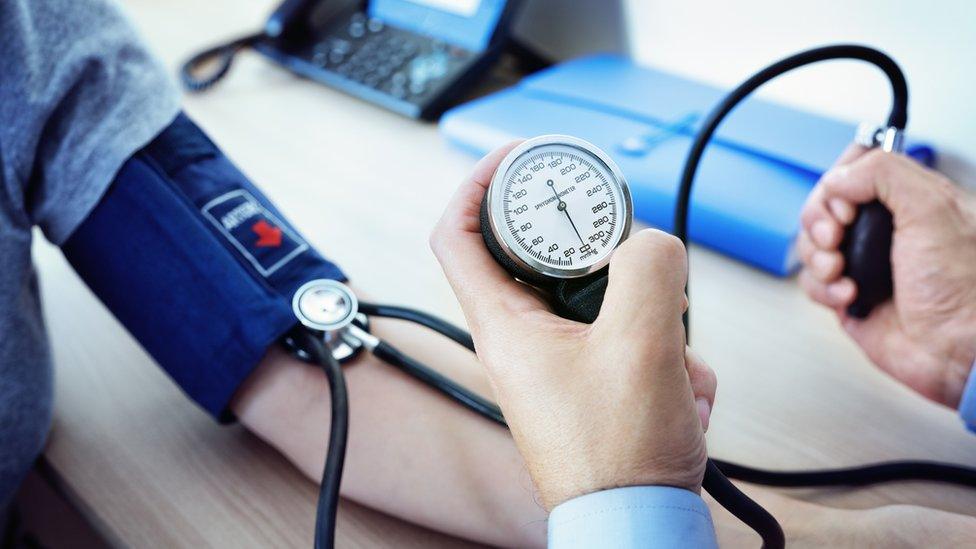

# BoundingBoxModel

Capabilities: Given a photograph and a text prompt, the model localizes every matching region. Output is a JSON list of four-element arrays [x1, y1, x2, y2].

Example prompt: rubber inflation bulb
[[841, 199, 894, 318]]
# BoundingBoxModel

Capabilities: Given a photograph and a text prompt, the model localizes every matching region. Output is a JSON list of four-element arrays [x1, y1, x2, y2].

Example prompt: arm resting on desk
[[231, 311, 549, 547]]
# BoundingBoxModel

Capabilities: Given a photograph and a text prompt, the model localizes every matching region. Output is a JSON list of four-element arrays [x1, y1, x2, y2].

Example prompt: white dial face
[[488, 136, 632, 279]]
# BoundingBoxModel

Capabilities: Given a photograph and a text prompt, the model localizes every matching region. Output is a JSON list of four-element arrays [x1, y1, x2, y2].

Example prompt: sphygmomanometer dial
[[486, 135, 633, 280]]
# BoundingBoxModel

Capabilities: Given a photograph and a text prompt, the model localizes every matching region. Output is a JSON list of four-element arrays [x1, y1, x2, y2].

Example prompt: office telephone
[[182, 0, 522, 120]]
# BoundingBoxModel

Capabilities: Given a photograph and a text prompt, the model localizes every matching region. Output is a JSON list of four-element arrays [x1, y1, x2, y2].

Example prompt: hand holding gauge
[[431, 138, 716, 513], [473, 135, 783, 546], [480, 135, 633, 322]]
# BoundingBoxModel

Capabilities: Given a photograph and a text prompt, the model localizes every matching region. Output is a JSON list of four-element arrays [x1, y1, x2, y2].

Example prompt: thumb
[[819, 149, 937, 221], [592, 229, 688, 360]]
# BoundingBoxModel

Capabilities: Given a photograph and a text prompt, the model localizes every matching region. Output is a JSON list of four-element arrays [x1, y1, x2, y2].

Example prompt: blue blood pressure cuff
[[63, 113, 345, 422]]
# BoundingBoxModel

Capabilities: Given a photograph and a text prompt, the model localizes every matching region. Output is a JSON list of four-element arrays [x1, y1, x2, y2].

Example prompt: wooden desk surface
[[32, 0, 976, 547]]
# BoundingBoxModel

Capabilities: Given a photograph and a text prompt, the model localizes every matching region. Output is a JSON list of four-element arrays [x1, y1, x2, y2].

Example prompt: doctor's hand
[[430, 143, 716, 511], [799, 145, 976, 407]]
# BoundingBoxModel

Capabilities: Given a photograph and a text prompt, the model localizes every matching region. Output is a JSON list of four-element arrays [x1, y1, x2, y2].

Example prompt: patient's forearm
[[230, 313, 547, 547], [229, 295, 975, 548]]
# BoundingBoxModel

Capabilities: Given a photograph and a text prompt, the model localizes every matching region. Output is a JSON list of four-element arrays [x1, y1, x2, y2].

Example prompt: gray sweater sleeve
[[0, 0, 181, 244]]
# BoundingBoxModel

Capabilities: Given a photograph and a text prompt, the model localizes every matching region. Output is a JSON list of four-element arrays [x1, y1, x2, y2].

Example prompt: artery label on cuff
[[202, 189, 309, 276]]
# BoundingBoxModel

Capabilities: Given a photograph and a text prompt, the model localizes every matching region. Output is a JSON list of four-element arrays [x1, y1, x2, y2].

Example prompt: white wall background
[[624, 0, 976, 185]]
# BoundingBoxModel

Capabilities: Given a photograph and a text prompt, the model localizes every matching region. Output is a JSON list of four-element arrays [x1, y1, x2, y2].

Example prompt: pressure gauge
[[482, 135, 633, 282]]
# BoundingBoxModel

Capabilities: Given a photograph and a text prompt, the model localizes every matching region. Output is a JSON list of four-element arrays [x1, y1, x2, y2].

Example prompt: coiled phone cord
[[291, 327, 349, 549], [180, 33, 266, 92]]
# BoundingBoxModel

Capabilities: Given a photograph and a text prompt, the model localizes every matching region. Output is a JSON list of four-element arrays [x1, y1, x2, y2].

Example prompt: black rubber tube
[[704, 461, 785, 547], [713, 458, 976, 488], [359, 302, 475, 352], [292, 328, 349, 549], [672, 45, 911, 548], [674, 44, 909, 335], [372, 340, 507, 427]]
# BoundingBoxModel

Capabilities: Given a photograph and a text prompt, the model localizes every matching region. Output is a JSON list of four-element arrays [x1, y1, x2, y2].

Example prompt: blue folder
[[439, 54, 934, 276]]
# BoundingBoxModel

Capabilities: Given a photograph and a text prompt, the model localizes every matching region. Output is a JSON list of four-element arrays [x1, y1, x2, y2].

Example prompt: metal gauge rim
[[487, 135, 633, 279]]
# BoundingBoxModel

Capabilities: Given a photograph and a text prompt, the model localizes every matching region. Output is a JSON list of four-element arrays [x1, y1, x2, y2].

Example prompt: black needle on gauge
[[548, 179, 585, 245]]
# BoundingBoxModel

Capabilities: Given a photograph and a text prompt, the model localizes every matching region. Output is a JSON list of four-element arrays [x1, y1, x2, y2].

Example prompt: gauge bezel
[[487, 135, 633, 280]]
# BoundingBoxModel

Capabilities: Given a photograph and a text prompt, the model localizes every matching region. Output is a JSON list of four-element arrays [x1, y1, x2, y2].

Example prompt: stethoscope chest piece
[[293, 279, 358, 331], [289, 279, 368, 363]]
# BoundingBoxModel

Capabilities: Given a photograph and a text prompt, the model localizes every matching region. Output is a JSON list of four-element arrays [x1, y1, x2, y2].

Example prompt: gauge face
[[487, 135, 632, 279]]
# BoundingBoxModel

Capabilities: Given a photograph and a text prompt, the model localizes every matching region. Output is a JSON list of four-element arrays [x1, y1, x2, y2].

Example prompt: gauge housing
[[482, 135, 633, 282]]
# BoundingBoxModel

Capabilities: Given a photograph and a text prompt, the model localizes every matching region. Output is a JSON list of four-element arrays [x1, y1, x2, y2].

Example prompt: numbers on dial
[[499, 147, 621, 271]]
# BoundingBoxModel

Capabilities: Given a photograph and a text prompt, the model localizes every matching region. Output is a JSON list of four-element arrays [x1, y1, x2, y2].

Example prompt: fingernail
[[696, 397, 711, 432]]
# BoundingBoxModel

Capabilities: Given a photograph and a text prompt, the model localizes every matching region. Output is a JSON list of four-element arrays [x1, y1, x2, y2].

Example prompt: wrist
[[941, 325, 976, 407], [944, 189, 976, 406], [533, 454, 707, 511]]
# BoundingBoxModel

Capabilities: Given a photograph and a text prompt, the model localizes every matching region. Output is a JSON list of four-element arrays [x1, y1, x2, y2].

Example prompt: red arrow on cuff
[[252, 219, 283, 248]]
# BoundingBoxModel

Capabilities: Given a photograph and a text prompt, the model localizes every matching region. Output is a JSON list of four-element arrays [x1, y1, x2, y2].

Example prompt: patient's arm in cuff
[[63, 112, 545, 546], [230, 296, 548, 547]]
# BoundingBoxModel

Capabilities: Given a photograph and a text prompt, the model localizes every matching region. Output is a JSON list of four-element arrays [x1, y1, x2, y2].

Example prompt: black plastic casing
[[479, 192, 609, 324]]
